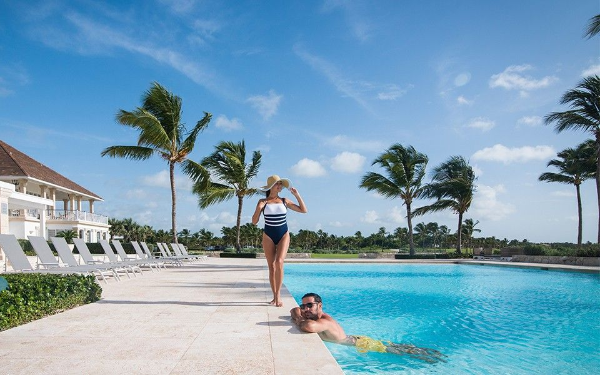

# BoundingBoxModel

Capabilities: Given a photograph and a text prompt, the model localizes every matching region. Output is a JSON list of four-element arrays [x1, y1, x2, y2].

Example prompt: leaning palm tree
[[545, 75, 600, 242], [461, 218, 481, 252], [584, 14, 600, 38], [101, 82, 212, 243], [185, 140, 262, 252], [539, 141, 595, 246], [359, 144, 429, 256], [414, 156, 476, 254]]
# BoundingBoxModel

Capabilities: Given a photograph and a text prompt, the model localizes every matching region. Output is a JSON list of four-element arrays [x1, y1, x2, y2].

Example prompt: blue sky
[[0, 0, 598, 243]]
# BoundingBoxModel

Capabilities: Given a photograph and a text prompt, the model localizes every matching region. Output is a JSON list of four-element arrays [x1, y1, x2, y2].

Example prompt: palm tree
[[56, 229, 78, 244], [413, 222, 428, 248], [539, 141, 595, 246], [101, 82, 212, 243], [545, 76, 600, 242], [359, 144, 429, 256], [461, 219, 481, 252], [414, 156, 476, 254], [185, 140, 262, 252], [585, 14, 600, 38]]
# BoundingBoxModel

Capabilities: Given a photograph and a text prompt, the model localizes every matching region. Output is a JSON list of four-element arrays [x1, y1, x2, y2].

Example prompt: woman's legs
[[272, 232, 290, 307], [262, 233, 277, 304]]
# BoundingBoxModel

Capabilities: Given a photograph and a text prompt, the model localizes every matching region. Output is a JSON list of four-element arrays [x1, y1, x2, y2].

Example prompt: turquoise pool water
[[284, 264, 600, 374]]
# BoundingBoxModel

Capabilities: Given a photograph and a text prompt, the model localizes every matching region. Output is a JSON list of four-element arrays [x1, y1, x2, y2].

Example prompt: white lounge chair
[[140, 242, 182, 266], [177, 243, 208, 262], [51, 237, 122, 282], [131, 241, 166, 269], [99, 240, 143, 276], [0, 234, 107, 284], [111, 240, 160, 272]]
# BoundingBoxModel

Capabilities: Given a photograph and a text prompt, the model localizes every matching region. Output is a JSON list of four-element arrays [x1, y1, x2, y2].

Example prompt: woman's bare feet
[[269, 298, 276, 305]]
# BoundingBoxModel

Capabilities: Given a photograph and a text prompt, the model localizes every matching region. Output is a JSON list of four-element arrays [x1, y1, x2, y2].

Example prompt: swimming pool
[[284, 264, 600, 374]]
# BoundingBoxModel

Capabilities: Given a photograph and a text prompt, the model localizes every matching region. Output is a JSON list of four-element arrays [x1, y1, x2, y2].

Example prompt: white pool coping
[[0, 258, 344, 374]]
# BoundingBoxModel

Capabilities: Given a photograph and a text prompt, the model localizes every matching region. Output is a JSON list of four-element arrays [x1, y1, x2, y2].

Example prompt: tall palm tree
[[185, 140, 262, 252], [545, 75, 600, 242], [101, 82, 212, 243], [584, 14, 600, 38], [461, 219, 481, 251], [414, 156, 476, 254], [359, 144, 429, 256], [539, 141, 595, 246]]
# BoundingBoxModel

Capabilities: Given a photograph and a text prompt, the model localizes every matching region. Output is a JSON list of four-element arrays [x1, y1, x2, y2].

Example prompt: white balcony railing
[[9, 209, 41, 219], [46, 210, 109, 225]]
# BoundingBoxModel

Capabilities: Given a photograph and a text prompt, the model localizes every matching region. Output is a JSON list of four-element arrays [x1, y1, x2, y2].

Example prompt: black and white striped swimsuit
[[263, 199, 288, 245]]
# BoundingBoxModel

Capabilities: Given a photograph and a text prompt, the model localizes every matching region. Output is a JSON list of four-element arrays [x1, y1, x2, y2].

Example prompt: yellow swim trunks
[[354, 336, 388, 353]]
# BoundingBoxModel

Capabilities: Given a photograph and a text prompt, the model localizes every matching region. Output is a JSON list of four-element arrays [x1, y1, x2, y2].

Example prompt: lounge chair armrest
[[87, 260, 105, 264], [37, 262, 60, 269]]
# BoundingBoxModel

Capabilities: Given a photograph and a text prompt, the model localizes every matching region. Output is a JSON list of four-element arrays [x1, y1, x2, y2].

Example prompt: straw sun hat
[[260, 175, 291, 191]]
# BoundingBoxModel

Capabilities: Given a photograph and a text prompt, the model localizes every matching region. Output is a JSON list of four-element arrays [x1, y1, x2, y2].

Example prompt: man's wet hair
[[302, 293, 322, 303]]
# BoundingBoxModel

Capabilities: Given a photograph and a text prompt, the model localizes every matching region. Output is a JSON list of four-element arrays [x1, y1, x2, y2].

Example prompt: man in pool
[[290, 293, 446, 363]]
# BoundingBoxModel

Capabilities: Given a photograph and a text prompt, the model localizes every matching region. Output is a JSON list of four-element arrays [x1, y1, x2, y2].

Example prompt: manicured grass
[[311, 253, 359, 259]]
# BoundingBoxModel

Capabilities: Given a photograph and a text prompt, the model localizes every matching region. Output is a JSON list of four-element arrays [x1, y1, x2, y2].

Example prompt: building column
[[40, 185, 47, 199], [19, 179, 27, 194], [63, 199, 68, 211], [77, 196, 82, 211], [89, 199, 95, 214], [69, 195, 75, 212]]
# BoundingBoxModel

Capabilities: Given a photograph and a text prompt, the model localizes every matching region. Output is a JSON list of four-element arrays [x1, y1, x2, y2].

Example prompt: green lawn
[[310, 253, 359, 259]]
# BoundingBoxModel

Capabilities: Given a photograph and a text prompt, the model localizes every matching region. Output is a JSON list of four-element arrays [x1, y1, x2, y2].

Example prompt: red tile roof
[[0, 140, 102, 200]]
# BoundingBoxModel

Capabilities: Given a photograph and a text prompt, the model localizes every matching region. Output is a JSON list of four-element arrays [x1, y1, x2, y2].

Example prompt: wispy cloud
[[141, 170, 193, 190], [188, 19, 222, 46], [215, 115, 243, 131], [454, 72, 471, 87], [320, 0, 372, 42], [0, 64, 30, 97], [293, 44, 371, 111], [377, 84, 413, 101], [247, 90, 282, 120], [361, 210, 380, 224], [489, 64, 557, 96], [517, 115, 542, 127], [290, 158, 327, 177], [466, 117, 495, 132], [457, 95, 473, 105], [472, 144, 555, 164]]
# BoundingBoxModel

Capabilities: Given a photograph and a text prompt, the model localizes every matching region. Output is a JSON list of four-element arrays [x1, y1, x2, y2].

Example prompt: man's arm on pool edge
[[290, 307, 330, 333]]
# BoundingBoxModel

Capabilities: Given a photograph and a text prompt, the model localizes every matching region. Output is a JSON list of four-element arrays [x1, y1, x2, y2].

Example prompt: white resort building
[[0, 140, 110, 245]]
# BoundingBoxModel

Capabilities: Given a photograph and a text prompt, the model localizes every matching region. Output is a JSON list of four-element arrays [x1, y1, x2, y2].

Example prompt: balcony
[[9, 209, 41, 220], [46, 210, 109, 225]]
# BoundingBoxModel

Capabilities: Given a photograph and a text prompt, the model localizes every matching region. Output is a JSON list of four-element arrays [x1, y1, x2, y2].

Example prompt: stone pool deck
[[0, 258, 343, 375]]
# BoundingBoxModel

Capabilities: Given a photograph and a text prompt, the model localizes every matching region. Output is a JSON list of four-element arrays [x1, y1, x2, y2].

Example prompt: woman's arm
[[251, 199, 266, 225], [286, 187, 308, 214]]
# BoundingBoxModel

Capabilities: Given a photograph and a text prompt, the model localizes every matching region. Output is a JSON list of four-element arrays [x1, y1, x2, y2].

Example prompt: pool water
[[284, 264, 600, 374]]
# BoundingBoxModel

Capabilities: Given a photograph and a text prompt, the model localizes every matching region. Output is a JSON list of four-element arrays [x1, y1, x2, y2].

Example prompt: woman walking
[[252, 175, 308, 307]]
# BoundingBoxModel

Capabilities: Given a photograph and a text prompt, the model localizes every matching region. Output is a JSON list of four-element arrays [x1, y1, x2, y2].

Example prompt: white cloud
[[472, 164, 484, 177], [188, 19, 221, 46], [489, 65, 557, 94], [551, 190, 575, 197], [159, 0, 197, 13], [290, 158, 327, 177], [215, 115, 243, 131], [361, 210, 380, 224], [377, 84, 411, 100], [330, 152, 366, 173], [517, 116, 542, 127], [141, 170, 193, 190], [472, 184, 515, 221], [326, 135, 384, 152], [329, 221, 345, 227], [320, 0, 372, 42], [454, 72, 471, 87], [582, 64, 600, 77], [457, 95, 473, 105], [466, 117, 495, 132], [387, 206, 405, 224], [247, 90, 282, 120], [472, 144, 555, 164], [125, 189, 148, 199]]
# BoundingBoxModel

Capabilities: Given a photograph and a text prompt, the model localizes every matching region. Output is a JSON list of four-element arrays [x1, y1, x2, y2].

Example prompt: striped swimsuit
[[263, 199, 288, 245]]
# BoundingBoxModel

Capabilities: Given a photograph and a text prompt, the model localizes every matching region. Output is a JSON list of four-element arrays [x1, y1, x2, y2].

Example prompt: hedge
[[0, 273, 102, 331], [395, 253, 451, 259], [220, 252, 257, 258]]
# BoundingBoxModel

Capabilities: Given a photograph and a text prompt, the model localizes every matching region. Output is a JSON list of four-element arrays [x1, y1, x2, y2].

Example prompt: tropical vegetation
[[101, 81, 212, 243], [360, 144, 428, 256], [184, 140, 262, 252]]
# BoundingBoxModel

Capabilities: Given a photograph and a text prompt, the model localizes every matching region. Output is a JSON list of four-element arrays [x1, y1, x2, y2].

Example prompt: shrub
[[0, 273, 101, 331], [395, 253, 451, 259], [523, 245, 546, 256]]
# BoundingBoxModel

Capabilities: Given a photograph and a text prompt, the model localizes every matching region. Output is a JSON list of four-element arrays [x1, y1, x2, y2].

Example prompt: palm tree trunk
[[169, 162, 178, 243], [456, 212, 463, 254], [596, 134, 600, 244], [236, 195, 243, 253], [576, 183, 583, 247], [406, 203, 415, 256]]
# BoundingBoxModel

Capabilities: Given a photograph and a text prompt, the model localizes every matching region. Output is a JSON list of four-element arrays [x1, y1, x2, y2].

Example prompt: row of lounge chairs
[[0, 234, 207, 284]]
